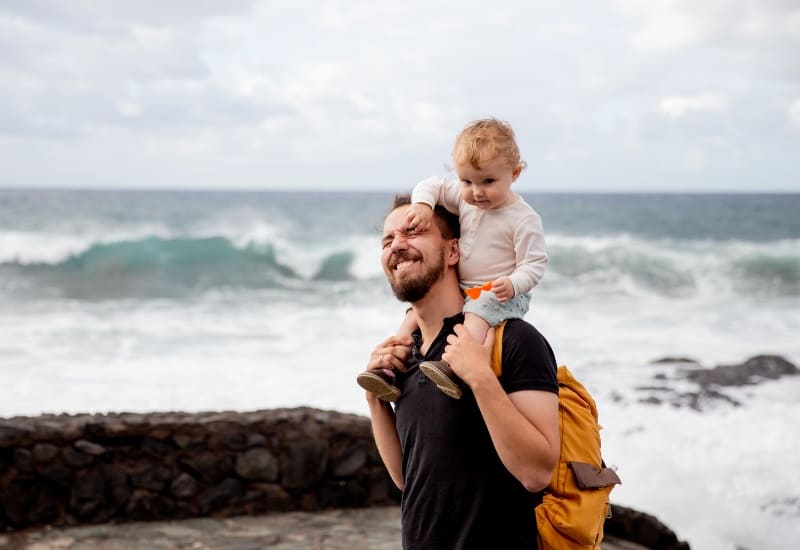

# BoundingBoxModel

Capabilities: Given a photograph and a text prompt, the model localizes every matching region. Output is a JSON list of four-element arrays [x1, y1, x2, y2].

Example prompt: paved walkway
[[0, 507, 644, 550], [0, 508, 402, 550]]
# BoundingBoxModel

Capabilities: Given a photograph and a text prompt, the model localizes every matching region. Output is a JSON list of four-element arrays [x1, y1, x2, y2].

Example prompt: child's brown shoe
[[419, 360, 463, 399], [356, 368, 401, 402]]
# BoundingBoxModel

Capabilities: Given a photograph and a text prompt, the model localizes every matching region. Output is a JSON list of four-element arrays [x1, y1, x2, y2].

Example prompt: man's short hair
[[391, 194, 460, 240]]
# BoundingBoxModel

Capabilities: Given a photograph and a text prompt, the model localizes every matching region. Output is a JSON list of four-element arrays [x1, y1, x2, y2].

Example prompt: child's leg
[[463, 312, 490, 345], [396, 307, 418, 340]]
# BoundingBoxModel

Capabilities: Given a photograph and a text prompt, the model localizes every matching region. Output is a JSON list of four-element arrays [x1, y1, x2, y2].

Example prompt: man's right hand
[[366, 335, 413, 374]]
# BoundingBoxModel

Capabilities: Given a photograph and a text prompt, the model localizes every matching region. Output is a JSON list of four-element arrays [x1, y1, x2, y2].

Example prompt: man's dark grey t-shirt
[[395, 315, 558, 550]]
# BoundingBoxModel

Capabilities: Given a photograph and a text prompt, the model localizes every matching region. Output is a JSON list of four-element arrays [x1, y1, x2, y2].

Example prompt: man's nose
[[390, 232, 410, 251]]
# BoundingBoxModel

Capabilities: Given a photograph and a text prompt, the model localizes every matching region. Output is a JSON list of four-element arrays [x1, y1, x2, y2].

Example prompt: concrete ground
[[0, 507, 646, 550]]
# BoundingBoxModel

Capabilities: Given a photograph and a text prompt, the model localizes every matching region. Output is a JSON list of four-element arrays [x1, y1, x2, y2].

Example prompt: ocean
[[1, 189, 799, 549]]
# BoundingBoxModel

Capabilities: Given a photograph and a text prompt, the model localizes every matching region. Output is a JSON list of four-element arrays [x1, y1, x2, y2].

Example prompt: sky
[[0, 0, 798, 193]]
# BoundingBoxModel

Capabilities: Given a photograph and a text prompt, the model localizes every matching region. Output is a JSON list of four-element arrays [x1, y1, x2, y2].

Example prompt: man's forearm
[[367, 396, 404, 490]]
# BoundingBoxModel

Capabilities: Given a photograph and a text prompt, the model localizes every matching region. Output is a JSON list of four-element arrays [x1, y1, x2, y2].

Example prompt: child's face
[[455, 155, 521, 210]]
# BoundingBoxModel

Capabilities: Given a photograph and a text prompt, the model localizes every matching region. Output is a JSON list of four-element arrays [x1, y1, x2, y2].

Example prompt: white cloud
[[659, 94, 727, 118], [0, 1, 798, 191], [613, 0, 800, 50], [118, 101, 142, 118], [790, 99, 800, 129]]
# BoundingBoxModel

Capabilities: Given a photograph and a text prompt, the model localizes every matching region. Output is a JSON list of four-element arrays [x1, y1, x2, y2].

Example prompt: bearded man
[[363, 194, 560, 549]]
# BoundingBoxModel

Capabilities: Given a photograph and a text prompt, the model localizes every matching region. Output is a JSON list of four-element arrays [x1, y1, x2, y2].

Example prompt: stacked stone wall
[[0, 407, 399, 531]]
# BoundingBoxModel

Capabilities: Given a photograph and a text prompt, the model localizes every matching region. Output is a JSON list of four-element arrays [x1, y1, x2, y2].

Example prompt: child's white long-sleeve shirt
[[412, 177, 548, 297]]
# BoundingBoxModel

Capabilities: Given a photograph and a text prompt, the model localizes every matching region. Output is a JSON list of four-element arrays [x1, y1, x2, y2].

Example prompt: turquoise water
[[2, 190, 798, 300]]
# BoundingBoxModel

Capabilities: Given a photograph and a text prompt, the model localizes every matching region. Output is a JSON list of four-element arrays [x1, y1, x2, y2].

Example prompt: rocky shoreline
[[0, 405, 696, 549], [621, 354, 798, 411]]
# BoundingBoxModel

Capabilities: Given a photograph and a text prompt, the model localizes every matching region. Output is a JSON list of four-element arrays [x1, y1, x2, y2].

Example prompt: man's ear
[[446, 239, 460, 266]]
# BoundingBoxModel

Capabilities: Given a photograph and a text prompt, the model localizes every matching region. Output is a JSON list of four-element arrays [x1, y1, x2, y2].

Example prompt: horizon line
[[1, 186, 799, 195]]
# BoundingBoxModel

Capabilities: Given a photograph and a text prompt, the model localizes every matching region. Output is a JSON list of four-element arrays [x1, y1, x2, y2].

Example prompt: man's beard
[[387, 249, 446, 303]]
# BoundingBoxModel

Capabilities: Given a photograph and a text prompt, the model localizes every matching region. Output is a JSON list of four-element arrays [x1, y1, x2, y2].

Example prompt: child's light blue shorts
[[462, 288, 530, 327]]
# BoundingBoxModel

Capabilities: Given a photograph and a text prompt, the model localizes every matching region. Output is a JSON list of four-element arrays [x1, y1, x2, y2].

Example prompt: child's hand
[[491, 276, 515, 302], [405, 203, 433, 232]]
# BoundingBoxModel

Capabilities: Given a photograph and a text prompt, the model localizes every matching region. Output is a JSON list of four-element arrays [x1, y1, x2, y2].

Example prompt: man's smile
[[388, 251, 422, 272], [394, 259, 418, 272]]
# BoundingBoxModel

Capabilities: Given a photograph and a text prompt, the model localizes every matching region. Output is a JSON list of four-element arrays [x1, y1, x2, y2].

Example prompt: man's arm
[[366, 395, 404, 490], [363, 335, 411, 490], [442, 325, 559, 491]]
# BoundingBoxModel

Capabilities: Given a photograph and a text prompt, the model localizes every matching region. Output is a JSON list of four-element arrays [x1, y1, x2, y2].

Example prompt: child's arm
[[507, 210, 548, 298], [410, 176, 462, 215]]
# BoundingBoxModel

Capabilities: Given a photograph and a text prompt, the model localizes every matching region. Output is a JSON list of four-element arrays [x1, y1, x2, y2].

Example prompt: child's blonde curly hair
[[452, 118, 526, 171]]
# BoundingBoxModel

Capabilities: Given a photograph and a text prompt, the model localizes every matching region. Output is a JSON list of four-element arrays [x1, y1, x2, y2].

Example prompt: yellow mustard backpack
[[491, 322, 621, 550]]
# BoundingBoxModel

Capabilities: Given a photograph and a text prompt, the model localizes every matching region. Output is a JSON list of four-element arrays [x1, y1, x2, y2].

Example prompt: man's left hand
[[442, 324, 496, 390]]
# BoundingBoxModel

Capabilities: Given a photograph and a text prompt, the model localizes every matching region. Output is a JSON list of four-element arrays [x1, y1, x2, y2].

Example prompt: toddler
[[357, 118, 547, 400]]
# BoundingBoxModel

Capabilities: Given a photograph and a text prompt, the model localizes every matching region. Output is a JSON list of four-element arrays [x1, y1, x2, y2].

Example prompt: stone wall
[[0, 407, 400, 531]]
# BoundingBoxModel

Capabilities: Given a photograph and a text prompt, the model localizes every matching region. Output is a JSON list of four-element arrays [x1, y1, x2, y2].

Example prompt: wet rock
[[63, 447, 94, 468], [1, 480, 36, 525], [31, 443, 60, 463], [650, 357, 700, 365], [331, 443, 368, 478], [685, 355, 798, 387], [74, 439, 106, 456], [141, 437, 173, 459], [281, 436, 329, 489], [605, 504, 690, 550], [197, 478, 244, 514], [638, 355, 798, 411], [219, 431, 249, 451], [0, 422, 32, 446], [179, 450, 234, 483], [126, 490, 175, 520], [131, 463, 173, 492], [170, 473, 199, 499], [13, 448, 34, 474], [235, 448, 279, 481], [37, 461, 76, 488]]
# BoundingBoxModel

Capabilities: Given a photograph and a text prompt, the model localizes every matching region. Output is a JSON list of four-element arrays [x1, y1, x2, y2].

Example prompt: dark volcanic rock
[[650, 357, 700, 365], [235, 448, 279, 481], [606, 504, 690, 550], [637, 354, 797, 411], [685, 355, 798, 387]]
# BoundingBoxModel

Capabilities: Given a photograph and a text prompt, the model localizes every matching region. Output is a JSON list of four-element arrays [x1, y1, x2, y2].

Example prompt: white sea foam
[[0, 225, 173, 265], [1, 292, 797, 549]]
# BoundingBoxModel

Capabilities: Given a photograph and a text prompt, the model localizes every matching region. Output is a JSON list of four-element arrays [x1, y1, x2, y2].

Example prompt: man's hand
[[405, 203, 433, 232], [366, 335, 413, 374], [441, 324, 496, 390], [491, 276, 515, 302]]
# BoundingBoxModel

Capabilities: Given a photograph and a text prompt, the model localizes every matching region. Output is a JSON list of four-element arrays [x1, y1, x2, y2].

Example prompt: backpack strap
[[490, 321, 507, 377]]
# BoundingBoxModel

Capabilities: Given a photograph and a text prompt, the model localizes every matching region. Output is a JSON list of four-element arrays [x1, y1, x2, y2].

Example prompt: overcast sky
[[1, 1, 798, 192]]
